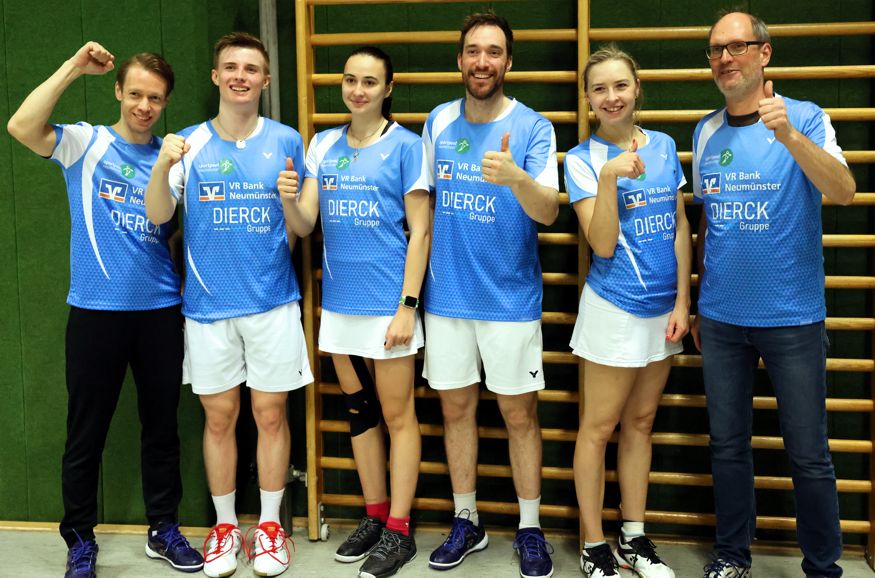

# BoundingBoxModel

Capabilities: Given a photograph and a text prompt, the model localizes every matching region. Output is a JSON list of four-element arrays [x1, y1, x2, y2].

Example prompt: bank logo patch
[[219, 159, 234, 174], [436, 160, 454, 180], [719, 148, 733, 166], [321, 174, 338, 191], [455, 138, 470, 154], [98, 178, 128, 202], [199, 181, 226, 201], [702, 173, 721, 195], [622, 189, 647, 209], [120, 163, 135, 179], [337, 156, 351, 170]]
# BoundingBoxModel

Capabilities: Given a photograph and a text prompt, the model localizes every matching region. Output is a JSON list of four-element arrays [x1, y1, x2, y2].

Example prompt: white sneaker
[[614, 534, 675, 578], [249, 521, 292, 577], [203, 524, 242, 578]]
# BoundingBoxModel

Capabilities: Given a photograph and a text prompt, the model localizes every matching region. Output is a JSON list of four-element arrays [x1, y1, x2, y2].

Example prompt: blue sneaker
[[65, 535, 98, 578], [428, 511, 488, 570], [513, 527, 554, 578], [145, 522, 205, 572]]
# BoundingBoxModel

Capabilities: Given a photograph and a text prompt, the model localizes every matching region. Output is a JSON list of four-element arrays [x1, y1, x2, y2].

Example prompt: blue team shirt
[[51, 123, 181, 310], [692, 96, 846, 327], [169, 117, 304, 323], [305, 122, 428, 315], [422, 99, 559, 321], [565, 129, 686, 317]]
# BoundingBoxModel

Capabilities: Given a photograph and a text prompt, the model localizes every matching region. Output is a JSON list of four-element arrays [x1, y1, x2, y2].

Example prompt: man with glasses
[[690, 10, 855, 578]]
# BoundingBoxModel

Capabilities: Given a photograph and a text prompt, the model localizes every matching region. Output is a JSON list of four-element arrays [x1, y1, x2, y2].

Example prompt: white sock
[[584, 540, 607, 549], [517, 496, 541, 529], [622, 521, 645, 539], [212, 491, 238, 527], [259, 488, 285, 526], [452, 491, 479, 525]]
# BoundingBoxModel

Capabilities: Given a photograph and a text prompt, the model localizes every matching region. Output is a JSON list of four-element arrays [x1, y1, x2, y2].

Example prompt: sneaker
[[202, 523, 242, 578], [335, 516, 385, 563], [513, 527, 554, 578], [248, 521, 293, 577], [580, 543, 620, 577], [428, 511, 488, 570], [145, 522, 205, 572], [358, 528, 417, 578], [702, 557, 752, 578], [65, 535, 98, 578], [614, 534, 674, 578]]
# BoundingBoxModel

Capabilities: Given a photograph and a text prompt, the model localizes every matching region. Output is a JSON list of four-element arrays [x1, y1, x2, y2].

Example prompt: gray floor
[[1, 523, 872, 578]]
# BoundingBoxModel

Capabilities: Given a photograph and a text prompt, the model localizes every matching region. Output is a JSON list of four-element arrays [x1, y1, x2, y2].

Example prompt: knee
[[381, 401, 415, 434], [501, 403, 538, 433], [252, 403, 287, 434], [581, 418, 618, 448], [441, 395, 476, 424], [787, 444, 835, 479], [620, 411, 657, 438], [204, 406, 238, 437]]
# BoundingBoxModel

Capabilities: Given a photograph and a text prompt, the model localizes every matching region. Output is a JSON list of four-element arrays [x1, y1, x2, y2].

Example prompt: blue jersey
[[51, 123, 181, 310], [692, 97, 845, 327], [565, 129, 686, 317], [169, 117, 305, 323], [305, 122, 428, 315], [422, 99, 559, 321]]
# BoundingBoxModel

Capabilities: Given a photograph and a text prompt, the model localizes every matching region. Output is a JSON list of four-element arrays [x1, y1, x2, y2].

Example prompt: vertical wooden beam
[[868, 248, 875, 568]]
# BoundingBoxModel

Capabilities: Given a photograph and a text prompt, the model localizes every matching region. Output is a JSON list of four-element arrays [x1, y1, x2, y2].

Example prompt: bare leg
[[250, 389, 290, 492], [496, 392, 542, 500], [439, 385, 480, 494], [200, 387, 241, 495]]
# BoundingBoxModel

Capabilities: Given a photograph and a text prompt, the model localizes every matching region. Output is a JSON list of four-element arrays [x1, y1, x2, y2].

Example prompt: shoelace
[[69, 533, 98, 573], [243, 524, 296, 565], [155, 523, 192, 553], [513, 531, 554, 561], [625, 535, 662, 564], [703, 557, 740, 577], [586, 545, 619, 575], [369, 530, 404, 561], [446, 516, 474, 549], [347, 517, 382, 544], [203, 525, 237, 562]]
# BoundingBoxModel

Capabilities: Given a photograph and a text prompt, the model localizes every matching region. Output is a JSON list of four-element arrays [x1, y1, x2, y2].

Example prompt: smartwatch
[[399, 295, 419, 309]]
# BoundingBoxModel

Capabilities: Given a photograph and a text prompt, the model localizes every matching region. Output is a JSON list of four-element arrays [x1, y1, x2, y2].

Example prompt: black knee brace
[[343, 356, 381, 437]]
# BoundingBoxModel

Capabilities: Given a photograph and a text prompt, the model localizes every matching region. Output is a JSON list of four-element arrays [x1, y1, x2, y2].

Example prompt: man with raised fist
[[145, 31, 310, 578], [691, 11, 856, 578], [420, 11, 560, 578], [7, 42, 203, 578]]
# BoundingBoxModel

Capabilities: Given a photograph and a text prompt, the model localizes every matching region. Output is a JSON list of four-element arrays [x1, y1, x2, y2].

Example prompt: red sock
[[386, 515, 410, 536], [366, 501, 390, 523]]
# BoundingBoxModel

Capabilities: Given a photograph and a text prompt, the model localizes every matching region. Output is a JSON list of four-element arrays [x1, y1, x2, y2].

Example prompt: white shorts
[[570, 284, 682, 368], [318, 309, 424, 359], [423, 313, 545, 395], [184, 301, 314, 395]]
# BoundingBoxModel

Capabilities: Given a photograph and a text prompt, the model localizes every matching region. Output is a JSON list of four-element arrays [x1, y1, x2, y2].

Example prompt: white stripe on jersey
[[692, 110, 726, 199], [533, 127, 559, 189], [409, 140, 430, 194], [617, 229, 647, 291], [186, 246, 211, 295], [820, 112, 846, 165], [80, 126, 114, 279], [306, 127, 344, 176], [54, 123, 94, 168]]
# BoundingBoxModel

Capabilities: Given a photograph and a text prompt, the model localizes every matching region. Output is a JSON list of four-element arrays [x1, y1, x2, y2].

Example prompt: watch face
[[403, 296, 418, 308]]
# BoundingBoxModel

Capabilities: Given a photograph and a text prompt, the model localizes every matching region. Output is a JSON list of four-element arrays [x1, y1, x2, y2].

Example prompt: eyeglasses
[[705, 41, 766, 60]]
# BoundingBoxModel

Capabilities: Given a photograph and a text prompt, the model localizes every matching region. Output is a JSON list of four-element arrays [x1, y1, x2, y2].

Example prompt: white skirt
[[319, 309, 424, 359], [570, 285, 683, 368]]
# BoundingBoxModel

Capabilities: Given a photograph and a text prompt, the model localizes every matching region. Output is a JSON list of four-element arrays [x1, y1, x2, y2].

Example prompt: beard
[[714, 67, 763, 100], [464, 69, 505, 101]]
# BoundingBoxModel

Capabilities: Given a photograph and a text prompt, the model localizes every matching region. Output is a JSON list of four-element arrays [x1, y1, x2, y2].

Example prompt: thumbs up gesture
[[758, 80, 793, 143], [481, 132, 521, 186], [602, 138, 645, 181], [277, 156, 299, 201]]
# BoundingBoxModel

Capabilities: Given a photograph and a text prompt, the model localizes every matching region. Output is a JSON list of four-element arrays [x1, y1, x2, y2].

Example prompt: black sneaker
[[428, 510, 488, 570], [145, 522, 204, 572], [336, 516, 385, 563], [580, 543, 620, 577], [614, 534, 675, 578], [65, 534, 98, 578], [358, 528, 416, 578]]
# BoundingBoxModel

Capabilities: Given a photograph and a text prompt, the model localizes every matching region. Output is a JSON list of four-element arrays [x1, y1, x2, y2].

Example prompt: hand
[[481, 132, 522, 186], [665, 303, 690, 344], [157, 133, 189, 168], [384, 306, 415, 350], [602, 139, 645, 180], [277, 157, 299, 202], [70, 42, 115, 76], [758, 80, 795, 143], [690, 314, 702, 352]]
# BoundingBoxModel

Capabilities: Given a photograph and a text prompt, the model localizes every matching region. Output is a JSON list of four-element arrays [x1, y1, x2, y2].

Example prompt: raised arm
[[278, 157, 320, 238], [145, 134, 188, 225], [7, 42, 114, 156]]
